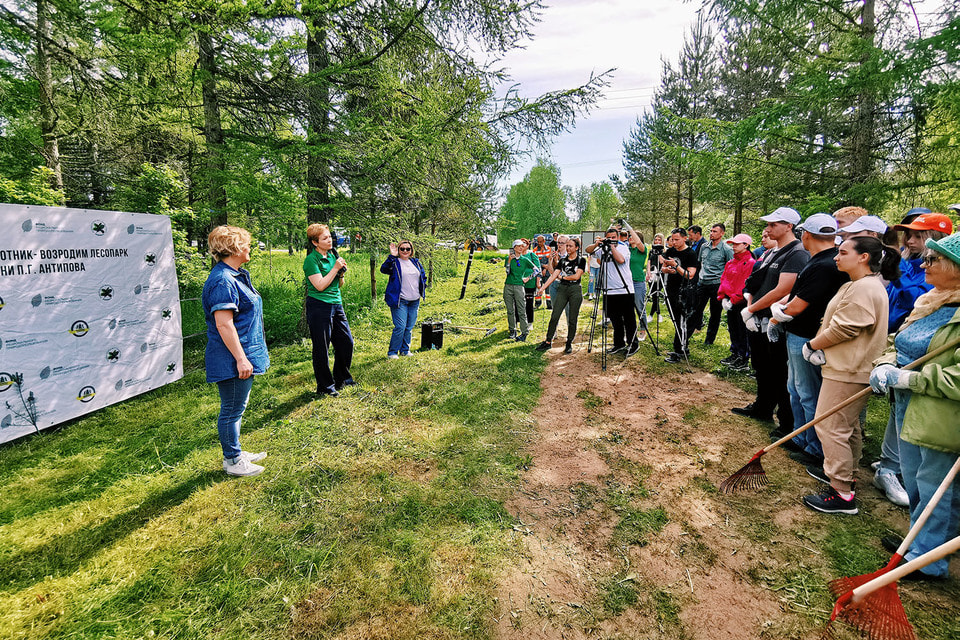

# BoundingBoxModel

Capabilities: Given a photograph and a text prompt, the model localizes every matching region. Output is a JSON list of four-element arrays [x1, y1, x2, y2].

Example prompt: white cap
[[760, 207, 801, 225], [797, 213, 838, 235], [841, 215, 888, 234], [512, 239, 525, 247]]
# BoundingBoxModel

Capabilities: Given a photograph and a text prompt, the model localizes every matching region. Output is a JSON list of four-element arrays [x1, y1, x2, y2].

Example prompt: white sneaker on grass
[[387, 354, 400, 360], [240, 450, 267, 463], [873, 469, 909, 507], [223, 456, 264, 477]]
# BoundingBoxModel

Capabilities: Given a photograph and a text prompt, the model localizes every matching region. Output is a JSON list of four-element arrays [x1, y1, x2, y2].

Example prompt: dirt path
[[493, 343, 929, 640]]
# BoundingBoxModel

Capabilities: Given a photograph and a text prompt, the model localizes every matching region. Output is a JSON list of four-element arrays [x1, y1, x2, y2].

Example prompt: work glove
[[885, 367, 917, 391], [802, 342, 826, 366], [742, 307, 759, 332], [771, 302, 794, 324], [869, 364, 897, 394], [721, 298, 733, 311], [766, 319, 785, 343]]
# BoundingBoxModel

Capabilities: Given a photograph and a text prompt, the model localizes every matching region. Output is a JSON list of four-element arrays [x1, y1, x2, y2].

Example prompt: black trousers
[[666, 288, 690, 355], [747, 328, 793, 431], [691, 282, 722, 344], [524, 288, 535, 323], [306, 297, 355, 394], [606, 292, 637, 349]]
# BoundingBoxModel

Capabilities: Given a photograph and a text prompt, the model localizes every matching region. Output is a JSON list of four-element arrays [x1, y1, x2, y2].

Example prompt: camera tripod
[[649, 259, 694, 367], [586, 241, 660, 371]]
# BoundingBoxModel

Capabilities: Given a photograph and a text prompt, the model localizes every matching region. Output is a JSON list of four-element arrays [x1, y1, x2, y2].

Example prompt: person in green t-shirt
[[503, 239, 539, 341], [626, 227, 648, 336], [303, 223, 355, 396]]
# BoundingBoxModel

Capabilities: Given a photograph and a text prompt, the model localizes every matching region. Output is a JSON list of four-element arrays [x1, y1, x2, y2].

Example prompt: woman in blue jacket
[[380, 240, 427, 358]]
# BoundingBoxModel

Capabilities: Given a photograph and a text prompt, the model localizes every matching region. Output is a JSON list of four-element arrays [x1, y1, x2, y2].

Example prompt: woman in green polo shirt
[[303, 223, 355, 397], [504, 239, 539, 341]]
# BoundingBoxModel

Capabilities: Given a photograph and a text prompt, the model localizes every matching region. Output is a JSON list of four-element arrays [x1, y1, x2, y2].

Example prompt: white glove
[[802, 342, 826, 366], [886, 367, 917, 390], [869, 364, 897, 394], [742, 307, 759, 332], [766, 320, 785, 343], [771, 302, 794, 324], [722, 298, 733, 311]]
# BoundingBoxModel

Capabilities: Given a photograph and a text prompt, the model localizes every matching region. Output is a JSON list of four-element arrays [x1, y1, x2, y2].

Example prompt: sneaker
[[625, 342, 640, 357], [664, 352, 683, 364], [388, 354, 400, 360], [535, 340, 552, 351], [546, 302, 553, 310], [789, 450, 824, 466], [240, 450, 267, 463], [805, 464, 830, 485], [646, 315, 654, 324], [870, 460, 881, 472], [563, 343, 573, 354], [318, 389, 340, 398], [515, 333, 527, 342], [636, 330, 647, 342], [720, 355, 738, 366], [607, 345, 626, 354], [881, 534, 904, 554], [873, 469, 910, 507], [802, 485, 859, 515], [731, 405, 773, 421], [223, 457, 265, 477], [730, 355, 751, 370]]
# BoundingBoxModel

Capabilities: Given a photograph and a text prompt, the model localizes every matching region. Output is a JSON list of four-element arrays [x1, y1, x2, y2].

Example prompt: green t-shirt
[[504, 252, 538, 287], [303, 250, 343, 304], [629, 244, 648, 282]]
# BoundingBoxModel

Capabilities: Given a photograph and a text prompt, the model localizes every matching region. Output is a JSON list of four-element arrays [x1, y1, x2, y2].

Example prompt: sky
[[496, 0, 702, 193]]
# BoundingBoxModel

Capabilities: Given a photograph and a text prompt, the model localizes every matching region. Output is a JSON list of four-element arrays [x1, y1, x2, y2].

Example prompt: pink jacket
[[717, 250, 756, 305]]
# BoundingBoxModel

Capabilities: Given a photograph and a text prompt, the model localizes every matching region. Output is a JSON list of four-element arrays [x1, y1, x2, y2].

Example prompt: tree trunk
[[197, 22, 228, 226], [305, 12, 332, 224], [849, 0, 877, 186], [674, 160, 682, 228], [36, 0, 63, 191]]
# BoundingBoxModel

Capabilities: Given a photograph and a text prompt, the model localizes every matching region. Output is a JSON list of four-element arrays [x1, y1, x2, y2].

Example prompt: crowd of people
[[200, 213, 959, 580]]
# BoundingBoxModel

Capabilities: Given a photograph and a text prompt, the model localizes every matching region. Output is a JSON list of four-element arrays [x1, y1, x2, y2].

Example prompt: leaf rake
[[719, 336, 960, 494]]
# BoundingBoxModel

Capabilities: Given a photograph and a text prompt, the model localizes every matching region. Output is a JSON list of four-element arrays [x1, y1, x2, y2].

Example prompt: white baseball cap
[[841, 215, 888, 234], [760, 207, 801, 225], [797, 213, 839, 235]]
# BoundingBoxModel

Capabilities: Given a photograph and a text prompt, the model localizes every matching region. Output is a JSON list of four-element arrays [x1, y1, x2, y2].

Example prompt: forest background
[[2, 1, 960, 266]]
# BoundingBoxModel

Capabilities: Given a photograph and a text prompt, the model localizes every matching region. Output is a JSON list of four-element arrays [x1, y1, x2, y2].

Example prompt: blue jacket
[[380, 255, 427, 308], [887, 256, 932, 333]]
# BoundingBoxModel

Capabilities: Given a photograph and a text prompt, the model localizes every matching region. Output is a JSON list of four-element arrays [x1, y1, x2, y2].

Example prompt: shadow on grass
[[0, 470, 221, 591]]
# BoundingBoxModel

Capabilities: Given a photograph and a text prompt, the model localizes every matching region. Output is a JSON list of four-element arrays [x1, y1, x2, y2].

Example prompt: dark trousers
[[727, 301, 750, 358], [691, 282, 722, 343], [607, 292, 638, 349], [306, 297, 355, 394], [524, 288, 535, 323], [546, 282, 582, 343], [748, 328, 793, 431], [666, 288, 689, 355]]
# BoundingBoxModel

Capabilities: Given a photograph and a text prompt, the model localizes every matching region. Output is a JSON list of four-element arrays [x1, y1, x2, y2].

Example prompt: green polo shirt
[[505, 252, 538, 287], [629, 244, 647, 282], [303, 250, 343, 303]]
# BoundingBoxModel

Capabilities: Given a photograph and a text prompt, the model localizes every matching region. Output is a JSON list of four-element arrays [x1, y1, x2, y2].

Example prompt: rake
[[822, 456, 959, 640], [719, 335, 960, 493], [822, 534, 960, 640], [448, 324, 496, 337]]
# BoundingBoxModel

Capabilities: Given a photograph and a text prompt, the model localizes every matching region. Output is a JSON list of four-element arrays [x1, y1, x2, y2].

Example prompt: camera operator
[[646, 234, 666, 321], [586, 227, 637, 355], [660, 228, 698, 363]]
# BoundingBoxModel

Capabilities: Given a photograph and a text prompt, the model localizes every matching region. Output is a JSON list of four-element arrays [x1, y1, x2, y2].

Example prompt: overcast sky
[[496, 0, 702, 192]]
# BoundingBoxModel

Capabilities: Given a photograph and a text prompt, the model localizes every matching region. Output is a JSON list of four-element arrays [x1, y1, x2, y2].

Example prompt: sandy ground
[[490, 335, 953, 640]]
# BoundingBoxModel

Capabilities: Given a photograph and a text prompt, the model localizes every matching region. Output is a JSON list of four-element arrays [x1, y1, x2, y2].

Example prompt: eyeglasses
[[399, 246, 412, 252], [921, 255, 942, 267]]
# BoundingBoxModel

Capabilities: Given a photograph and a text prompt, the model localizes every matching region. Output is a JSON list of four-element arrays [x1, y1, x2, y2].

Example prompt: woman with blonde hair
[[202, 225, 269, 477], [304, 223, 354, 396]]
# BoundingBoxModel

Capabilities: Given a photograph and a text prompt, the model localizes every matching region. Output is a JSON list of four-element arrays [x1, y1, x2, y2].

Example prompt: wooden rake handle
[[850, 535, 960, 603], [764, 335, 960, 454]]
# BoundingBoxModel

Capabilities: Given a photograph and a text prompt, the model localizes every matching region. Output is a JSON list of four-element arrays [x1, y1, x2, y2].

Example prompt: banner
[[0, 204, 183, 444]]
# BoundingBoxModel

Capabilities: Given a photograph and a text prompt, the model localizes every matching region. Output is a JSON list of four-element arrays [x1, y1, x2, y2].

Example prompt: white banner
[[0, 204, 183, 444]]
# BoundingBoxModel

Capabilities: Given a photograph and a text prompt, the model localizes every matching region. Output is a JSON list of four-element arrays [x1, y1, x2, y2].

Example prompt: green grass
[[0, 254, 543, 640]]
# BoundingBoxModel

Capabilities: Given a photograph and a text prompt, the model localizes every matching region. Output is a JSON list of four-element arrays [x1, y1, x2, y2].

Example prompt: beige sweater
[[818, 274, 890, 384]]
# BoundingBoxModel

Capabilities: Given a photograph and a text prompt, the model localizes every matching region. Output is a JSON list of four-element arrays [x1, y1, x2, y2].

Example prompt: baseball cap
[[797, 213, 838, 235], [925, 232, 960, 268], [512, 239, 525, 247], [760, 207, 801, 225], [841, 215, 888, 234], [893, 213, 953, 234], [726, 233, 752, 245]]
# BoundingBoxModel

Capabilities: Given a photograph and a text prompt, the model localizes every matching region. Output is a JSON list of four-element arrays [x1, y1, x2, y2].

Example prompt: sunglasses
[[921, 255, 941, 267], [399, 246, 412, 252]]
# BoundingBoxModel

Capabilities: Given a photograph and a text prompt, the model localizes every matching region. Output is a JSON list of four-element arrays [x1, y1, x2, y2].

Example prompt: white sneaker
[[388, 354, 400, 360], [646, 315, 653, 324], [240, 450, 267, 463], [223, 457, 264, 477], [873, 469, 909, 507]]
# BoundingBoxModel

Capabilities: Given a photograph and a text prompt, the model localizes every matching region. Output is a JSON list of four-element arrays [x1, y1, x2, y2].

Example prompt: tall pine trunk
[[305, 12, 331, 224], [36, 0, 63, 191], [198, 22, 228, 227]]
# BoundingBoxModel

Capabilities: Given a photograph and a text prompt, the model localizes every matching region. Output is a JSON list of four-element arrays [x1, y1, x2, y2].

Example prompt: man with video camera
[[586, 225, 637, 355], [659, 228, 699, 363]]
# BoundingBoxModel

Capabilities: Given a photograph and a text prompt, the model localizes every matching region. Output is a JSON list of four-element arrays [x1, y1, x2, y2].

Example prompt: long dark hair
[[847, 236, 901, 281]]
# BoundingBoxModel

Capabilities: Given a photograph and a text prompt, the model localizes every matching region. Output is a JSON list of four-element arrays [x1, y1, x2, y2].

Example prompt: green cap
[[926, 232, 960, 267]]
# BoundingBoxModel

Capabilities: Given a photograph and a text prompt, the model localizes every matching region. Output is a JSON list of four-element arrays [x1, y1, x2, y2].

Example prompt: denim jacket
[[202, 261, 270, 383]]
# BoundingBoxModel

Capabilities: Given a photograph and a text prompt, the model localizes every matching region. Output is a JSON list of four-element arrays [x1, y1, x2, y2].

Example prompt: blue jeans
[[588, 266, 599, 296], [895, 388, 960, 577], [877, 397, 901, 474], [786, 332, 823, 457], [389, 298, 421, 356], [216, 376, 254, 460], [306, 297, 355, 393], [633, 280, 647, 330]]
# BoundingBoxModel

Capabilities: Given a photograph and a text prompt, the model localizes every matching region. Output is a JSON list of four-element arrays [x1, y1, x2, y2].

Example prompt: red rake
[[719, 335, 960, 494], [822, 456, 960, 640], [822, 535, 960, 640]]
